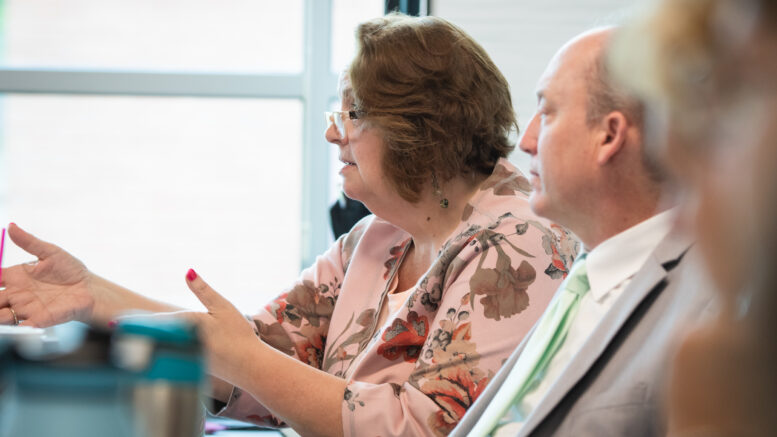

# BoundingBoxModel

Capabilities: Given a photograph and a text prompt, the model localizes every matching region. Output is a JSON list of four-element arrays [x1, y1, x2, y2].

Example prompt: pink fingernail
[[186, 268, 197, 281], [108, 320, 117, 328]]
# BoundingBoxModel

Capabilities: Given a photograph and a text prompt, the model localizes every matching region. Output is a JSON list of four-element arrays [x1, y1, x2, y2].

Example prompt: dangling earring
[[432, 173, 449, 209]]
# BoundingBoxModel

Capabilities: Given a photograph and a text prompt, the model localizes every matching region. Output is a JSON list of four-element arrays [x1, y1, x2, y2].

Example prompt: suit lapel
[[518, 232, 692, 436]]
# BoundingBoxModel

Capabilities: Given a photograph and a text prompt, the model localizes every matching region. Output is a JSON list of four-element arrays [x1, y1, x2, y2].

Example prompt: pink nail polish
[[186, 268, 197, 281], [108, 320, 117, 328]]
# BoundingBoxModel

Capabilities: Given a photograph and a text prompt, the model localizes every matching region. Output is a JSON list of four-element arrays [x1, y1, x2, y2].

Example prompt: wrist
[[224, 336, 267, 392], [82, 273, 105, 325], [86, 273, 123, 327]]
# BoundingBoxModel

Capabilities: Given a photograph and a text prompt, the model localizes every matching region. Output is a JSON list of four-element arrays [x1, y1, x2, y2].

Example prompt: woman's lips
[[339, 159, 356, 174]]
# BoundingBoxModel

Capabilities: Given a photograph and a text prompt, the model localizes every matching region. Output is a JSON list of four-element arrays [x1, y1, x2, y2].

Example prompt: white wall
[[434, 0, 647, 172]]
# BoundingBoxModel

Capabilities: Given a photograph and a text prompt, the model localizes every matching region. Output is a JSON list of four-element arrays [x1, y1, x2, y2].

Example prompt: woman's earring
[[432, 173, 449, 209]]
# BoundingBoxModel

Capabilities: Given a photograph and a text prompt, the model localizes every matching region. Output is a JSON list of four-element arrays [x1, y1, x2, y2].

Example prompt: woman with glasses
[[0, 14, 577, 436], [612, 0, 777, 435]]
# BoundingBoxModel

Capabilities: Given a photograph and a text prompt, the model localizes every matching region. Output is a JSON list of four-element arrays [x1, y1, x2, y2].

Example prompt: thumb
[[185, 268, 228, 311], [7, 223, 60, 260]]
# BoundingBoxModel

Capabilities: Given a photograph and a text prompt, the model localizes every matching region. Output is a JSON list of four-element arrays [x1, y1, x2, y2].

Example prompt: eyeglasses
[[325, 110, 362, 139]]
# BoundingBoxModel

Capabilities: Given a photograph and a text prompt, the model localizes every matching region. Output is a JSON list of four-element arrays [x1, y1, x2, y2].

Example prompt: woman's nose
[[325, 120, 346, 145]]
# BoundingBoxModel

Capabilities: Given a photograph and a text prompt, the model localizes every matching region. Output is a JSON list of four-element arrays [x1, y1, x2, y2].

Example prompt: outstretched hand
[[136, 269, 345, 437], [0, 223, 94, 327], [178, 269, 261, 385]]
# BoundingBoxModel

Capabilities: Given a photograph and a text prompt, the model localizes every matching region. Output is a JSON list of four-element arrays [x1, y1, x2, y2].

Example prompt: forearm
[[232, 342, 346, 437], [88, 274, 181, 326]]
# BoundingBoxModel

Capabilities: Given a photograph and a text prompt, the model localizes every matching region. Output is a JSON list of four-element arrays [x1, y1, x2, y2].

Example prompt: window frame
[[0, 0, 338, 270]]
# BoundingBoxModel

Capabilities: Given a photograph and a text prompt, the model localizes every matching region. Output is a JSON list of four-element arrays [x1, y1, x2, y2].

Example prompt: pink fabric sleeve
[[341, 224, 562, 436], [213, 218, 369, 426]]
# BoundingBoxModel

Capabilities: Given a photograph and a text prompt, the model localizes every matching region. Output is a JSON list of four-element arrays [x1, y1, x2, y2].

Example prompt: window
[[0, 0, 383, 311], [0, 0, 304, 73]]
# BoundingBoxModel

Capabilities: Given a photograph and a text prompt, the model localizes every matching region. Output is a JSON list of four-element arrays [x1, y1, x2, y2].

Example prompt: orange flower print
[[419, 305, 491, 435], [422, 335, 489, 436], [544, 238, 569, 279], [424, 367, 490, 436], [528, 220, 579, 279], [295, 332, 326, 368], [265, 292, 289, 324], [377, 311, 429, 363]]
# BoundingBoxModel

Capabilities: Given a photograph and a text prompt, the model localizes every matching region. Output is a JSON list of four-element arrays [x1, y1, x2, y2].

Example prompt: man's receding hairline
[[562, 27, 616, 58], [547, 27, 614, 89]]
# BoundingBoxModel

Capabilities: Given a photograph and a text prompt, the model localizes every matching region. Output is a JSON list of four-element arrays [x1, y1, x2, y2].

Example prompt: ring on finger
[[9, 307, 19, 326]]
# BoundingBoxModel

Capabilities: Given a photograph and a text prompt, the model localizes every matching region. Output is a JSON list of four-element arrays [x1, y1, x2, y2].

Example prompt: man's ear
[[596, 111, 629, 165]]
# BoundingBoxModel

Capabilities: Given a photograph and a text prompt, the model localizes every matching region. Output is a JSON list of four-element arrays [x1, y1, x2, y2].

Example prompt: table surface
[[206, 416, 293, 436]]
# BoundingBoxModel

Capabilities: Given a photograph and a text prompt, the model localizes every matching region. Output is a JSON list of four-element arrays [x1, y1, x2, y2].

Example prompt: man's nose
[[519, 113, 540, 155]]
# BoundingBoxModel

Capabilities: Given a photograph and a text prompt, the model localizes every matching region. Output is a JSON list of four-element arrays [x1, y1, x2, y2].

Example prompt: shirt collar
[[585, 209, 677, 302]]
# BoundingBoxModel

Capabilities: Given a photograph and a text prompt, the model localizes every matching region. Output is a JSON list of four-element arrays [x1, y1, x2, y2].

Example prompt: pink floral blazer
[[218, 159, 579, 436]]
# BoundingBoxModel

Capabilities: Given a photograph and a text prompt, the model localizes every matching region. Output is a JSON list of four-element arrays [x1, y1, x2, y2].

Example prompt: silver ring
[[8, 307, 19, 326]]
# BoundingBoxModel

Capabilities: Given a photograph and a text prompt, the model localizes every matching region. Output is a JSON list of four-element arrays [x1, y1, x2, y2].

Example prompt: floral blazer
[[217, 159, 579, 436]]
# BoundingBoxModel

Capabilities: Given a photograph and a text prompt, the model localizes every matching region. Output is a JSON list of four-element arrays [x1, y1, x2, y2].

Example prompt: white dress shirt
[[494, 209, 676, 436]]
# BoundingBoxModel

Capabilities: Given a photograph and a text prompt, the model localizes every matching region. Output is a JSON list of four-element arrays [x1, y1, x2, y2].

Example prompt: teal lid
[[142, 353, 204, 383], [116, 318, 199, 345], [114, 319, 205, 383]]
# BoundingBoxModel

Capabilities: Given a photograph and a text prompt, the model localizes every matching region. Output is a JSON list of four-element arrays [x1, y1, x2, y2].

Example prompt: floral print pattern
[[215, 159, 579, 436], [418, 297, 492, 434], [377, 311, 429, 362], [384, 240, 411, 279]]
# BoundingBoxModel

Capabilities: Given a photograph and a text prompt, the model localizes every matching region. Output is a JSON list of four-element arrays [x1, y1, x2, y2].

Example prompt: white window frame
[[0, 0, 338, 270]]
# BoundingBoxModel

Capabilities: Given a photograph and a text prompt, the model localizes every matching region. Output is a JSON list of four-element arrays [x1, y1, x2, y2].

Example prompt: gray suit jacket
[[451, 230, 714, 437]]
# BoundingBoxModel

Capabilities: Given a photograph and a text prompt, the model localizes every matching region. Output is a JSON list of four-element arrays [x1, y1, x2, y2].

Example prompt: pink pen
[[0, 227, 5, 284]]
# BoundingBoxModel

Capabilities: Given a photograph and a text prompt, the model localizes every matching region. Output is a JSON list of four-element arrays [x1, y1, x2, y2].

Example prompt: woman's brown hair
[[348, 13, 516, 203]]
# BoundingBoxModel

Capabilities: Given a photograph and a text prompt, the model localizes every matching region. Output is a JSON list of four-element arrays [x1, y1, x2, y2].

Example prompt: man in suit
[[451, 28, 713, 436]]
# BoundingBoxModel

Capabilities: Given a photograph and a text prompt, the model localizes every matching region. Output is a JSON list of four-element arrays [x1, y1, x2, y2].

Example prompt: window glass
[[0, 0, 304, 73], [331, 0, 384, 73], [328, 0, 383, 237], [0, 95, 302, 311]]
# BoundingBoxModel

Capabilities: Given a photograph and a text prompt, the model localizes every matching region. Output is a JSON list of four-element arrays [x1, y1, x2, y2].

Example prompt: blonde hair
[[613, 2, 777, 433]]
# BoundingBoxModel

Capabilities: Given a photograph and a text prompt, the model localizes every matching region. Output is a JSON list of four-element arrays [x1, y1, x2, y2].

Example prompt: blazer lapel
[[518, 232, 692, 436]]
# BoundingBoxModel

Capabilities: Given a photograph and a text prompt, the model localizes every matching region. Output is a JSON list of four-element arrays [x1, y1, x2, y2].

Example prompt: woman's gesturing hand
[[178, 269, 346, 437], [0, 223, 95, 327], [181, 269, 261, 386]]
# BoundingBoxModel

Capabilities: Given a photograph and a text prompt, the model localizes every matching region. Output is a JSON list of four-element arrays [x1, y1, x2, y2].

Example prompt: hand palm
[[25, 254, 92, 322], [1, 224, 94, 327]]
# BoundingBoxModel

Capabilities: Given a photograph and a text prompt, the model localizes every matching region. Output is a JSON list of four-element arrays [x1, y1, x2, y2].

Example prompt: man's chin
[[527, 193, 545, 217], [528, 194, 560, 224]]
